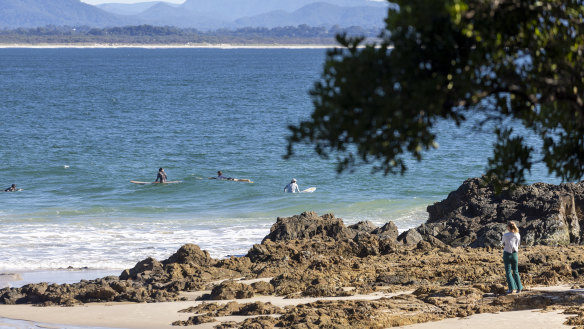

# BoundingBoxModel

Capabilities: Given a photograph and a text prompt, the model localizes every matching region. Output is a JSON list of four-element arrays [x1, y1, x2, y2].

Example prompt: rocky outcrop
[[262, 211, 356, 242], [3, 205, 584, 311], [204, 281, 255, 300], [0, 244, 246, 306], [419, 177, 584, 247], [180, 288, 584, 329]]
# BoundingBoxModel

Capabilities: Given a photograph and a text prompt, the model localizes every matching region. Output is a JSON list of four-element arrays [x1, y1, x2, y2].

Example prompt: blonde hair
[[507, 221, 519, 233]]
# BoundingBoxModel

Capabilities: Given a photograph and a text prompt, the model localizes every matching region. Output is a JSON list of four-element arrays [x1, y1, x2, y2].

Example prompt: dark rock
[[379, 236, 401, 254], [207, 281, 254, 300], [262, 211, 355, 243], [79, 286, 117, 302], [422, 178, 584, 247], [353, 233, 380, 257], [398, 229, 423, 246], [119, 257, 164, 281], [348, 221, 377, 234], [172, 314, 216, 326], [163, 244, 215, 267], [0, 288, 26, 304], [372, 221, 399, 240], [251, 281, 275, 295], [236, 301, 283, 315]]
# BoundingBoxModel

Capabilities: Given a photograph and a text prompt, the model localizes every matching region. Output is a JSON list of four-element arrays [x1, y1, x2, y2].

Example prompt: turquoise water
[[0, 48, 557, 271]]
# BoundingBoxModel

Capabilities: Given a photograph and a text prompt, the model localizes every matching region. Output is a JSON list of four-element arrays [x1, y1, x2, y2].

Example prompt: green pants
[[503, 251, 523, 291]]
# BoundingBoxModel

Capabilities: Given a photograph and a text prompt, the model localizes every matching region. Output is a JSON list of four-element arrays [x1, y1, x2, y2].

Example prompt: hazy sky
[[81, 0, 184, 4]]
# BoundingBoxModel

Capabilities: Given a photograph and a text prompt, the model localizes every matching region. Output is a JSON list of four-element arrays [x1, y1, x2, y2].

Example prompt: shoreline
[[0, 269, 121, 289], [0, 43, 337, 49]]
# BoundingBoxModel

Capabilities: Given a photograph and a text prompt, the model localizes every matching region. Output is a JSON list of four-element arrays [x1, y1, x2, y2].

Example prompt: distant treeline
[[0, 24, 381, 45]]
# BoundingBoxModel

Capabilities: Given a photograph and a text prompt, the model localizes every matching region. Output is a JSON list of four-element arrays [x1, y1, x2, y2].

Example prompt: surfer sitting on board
[[284, 178, 300, 193], [4, 184, 17, 192], [155, 168, 167, 183], [210, 171, 253, 183]]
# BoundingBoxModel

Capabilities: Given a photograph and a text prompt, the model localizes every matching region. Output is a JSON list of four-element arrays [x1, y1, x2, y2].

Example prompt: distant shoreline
[[0, 43, 336, 49]]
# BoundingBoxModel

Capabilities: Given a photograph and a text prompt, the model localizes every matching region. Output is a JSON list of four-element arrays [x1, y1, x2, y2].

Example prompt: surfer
[[214, 171, 234, 181], [4, 184, 17, 192], [155, 168, 167, 183], [284, 178, 300, 193], [210, 171, 253, 183]]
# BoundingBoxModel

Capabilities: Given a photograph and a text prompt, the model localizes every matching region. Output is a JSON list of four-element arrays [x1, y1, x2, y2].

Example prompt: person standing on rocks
[[502, 221, 523, 294]]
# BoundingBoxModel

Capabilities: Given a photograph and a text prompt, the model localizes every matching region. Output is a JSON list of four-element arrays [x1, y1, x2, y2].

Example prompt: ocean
[[0, 48, 558, 276]]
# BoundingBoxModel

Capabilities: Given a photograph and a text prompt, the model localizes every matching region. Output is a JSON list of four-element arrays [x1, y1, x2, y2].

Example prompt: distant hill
[[97, 1, 175, 16], [235, 2, 388, 28], [0, 0, 131, 28], [0, 0, 390, 30], [180, 0, 388, 20], [135, 2, 229, 30]]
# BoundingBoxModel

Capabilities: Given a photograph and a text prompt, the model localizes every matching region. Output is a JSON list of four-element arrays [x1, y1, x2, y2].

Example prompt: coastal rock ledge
[[3, 179, 584, 329], [418, 177, 584, 248]]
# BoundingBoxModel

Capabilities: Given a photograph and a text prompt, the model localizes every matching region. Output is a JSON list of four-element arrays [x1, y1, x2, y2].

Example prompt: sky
[[81, 0, 184, 4]]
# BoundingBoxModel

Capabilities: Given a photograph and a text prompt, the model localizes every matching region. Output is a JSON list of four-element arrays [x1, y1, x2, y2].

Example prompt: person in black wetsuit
[[155, 168, 167, 183], [4, 184, 17, 192]]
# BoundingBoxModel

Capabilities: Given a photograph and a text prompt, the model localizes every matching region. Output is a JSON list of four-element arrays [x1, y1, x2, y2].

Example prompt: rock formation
[[3, 179, 584, 328], [419, 177, 584, 247]]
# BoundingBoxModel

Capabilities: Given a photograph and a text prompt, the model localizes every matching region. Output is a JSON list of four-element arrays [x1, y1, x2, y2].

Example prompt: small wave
[[0, 219, 272, 271]]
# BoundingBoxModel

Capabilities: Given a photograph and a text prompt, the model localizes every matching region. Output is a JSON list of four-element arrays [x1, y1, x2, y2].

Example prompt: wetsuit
[[155, 171, 167, 183]]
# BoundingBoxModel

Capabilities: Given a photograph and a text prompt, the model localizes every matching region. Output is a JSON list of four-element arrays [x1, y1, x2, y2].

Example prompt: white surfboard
[[130, 181, 182, 185], [301, 187, 316, 193]]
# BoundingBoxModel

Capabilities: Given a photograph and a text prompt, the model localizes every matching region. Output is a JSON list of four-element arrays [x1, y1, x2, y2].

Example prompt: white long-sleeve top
[[502, 232, 521, 253], [284, 182, 299, 193]]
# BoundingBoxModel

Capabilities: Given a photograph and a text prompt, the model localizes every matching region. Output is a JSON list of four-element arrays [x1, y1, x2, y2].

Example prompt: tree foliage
[[287, 0, 584, 183]]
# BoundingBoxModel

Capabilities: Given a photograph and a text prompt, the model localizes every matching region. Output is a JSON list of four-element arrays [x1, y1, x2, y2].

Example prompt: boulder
[[398, 229, 423, 246], [163, 244, 215, 267], [262, 211, 355, 242], [207, 281, 255, 300], [120, 257, 164, 281], [372, 221, 399, 240], [348, 221, 377, 234], [420, 178, 584, 247]]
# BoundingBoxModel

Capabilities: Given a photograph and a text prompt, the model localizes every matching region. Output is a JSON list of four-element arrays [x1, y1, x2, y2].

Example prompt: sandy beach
[[0, 285, 577, 329]]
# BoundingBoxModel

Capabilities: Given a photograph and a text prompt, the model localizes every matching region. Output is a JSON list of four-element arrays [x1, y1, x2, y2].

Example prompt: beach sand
[[0, 285, 576, 329]]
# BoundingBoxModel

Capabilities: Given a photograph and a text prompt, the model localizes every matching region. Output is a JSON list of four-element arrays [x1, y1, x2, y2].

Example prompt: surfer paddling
[[155, 168, 167, 183], [210, 171, 253, 183], [284, 178, 300, 193], [4, 184, 18, 192]]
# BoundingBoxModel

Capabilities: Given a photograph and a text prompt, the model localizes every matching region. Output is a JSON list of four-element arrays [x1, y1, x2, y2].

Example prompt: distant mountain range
[[0, 0, 392, 30], [234, 3, 388, 29], [0, 0, 131, 28]]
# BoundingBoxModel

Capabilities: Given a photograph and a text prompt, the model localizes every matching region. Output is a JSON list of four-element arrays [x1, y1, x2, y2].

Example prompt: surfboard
[[209, 178, 254, 183], [301, 187, 316, 193], [130, 181, 182, 185]]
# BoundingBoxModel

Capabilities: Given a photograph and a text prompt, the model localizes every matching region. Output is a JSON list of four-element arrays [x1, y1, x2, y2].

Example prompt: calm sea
[[0, 48, 557, 273]]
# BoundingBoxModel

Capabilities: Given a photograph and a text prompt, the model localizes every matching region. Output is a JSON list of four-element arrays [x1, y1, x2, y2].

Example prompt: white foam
[[0, 218, 272, 271], [0, 203, 428, 272]]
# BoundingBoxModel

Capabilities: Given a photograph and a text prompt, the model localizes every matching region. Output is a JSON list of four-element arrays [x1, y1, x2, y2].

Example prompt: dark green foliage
[[287, 0, 584, 183]]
